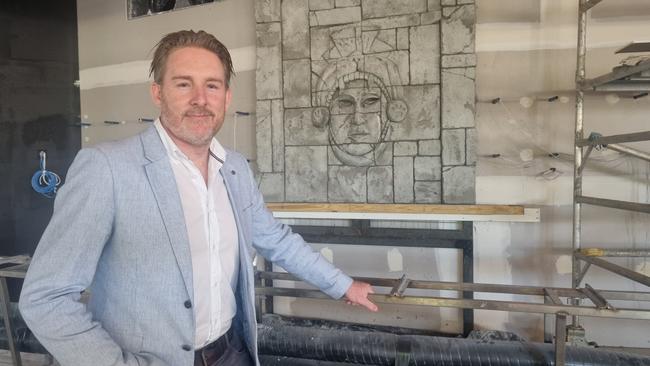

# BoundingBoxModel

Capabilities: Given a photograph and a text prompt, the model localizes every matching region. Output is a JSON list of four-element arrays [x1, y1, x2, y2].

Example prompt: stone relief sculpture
[[311, 27, 409, 166], [255, 0, 476, 204]]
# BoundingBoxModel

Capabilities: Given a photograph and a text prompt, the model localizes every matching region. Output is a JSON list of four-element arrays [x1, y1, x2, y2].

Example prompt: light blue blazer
[[19, 126, 353, 366]]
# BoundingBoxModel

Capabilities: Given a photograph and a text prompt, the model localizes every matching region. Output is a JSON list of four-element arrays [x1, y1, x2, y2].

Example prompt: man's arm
[[19, 149, 154, 366], [242, 163, 377, 312]]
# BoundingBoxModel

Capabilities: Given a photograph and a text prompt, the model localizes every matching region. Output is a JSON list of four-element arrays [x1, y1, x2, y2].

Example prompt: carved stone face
[[328, 79, 386, 164]]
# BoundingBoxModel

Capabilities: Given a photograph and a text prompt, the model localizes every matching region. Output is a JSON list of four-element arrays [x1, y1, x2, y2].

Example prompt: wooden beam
[[267, 203, 525, 215]]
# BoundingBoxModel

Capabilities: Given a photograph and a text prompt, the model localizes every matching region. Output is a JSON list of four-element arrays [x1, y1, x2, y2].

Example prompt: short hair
[[149, 30, 234, 87]]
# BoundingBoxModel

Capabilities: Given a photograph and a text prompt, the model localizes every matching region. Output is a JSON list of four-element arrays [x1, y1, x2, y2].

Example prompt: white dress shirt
[[154, 120, 239, 348]]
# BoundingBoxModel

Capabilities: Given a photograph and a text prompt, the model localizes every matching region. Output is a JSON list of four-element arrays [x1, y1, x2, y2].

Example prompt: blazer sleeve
[[242, 164, 353, 300], [19, 148, 161, 366]]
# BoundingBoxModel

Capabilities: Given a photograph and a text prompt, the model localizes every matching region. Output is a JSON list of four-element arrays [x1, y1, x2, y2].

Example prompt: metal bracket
[[582, 283, 616, 310], [390, 275, 411, 297]]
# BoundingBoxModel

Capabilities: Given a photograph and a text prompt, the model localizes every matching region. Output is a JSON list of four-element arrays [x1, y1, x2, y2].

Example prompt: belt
[[194, 328, 233, 366]]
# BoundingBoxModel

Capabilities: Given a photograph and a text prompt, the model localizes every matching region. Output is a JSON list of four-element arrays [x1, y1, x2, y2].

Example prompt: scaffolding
[[571, 0, 650, 341]]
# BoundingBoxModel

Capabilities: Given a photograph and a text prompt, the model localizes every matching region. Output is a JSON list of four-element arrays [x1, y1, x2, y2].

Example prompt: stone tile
[[442, 165, 475, 203], [394, 156, 414, 203], [256, 100, 272, 172], [419, 139, 441, 155], [394, 141, 417, 156], [255, 0, 281, 22], [311, 25, 361, 61], [441, 53, 476, 68], [336, 0, 360, 7], [415, 181, 441, 203], [458, 0, 473, 4], [396, 27, 409, 50], [271, 100, 285, 171], [282, 0, 310, 59], [466, 127, 477, 166], [256, 23, 282, 100], [410, 24, 440, 84], [428, 0, 441, 10], [374, 142, 393, 165], [362, 0, 427, 19], [368, 166, 394, 203], [259, 172, 285, 202], [311, 60, 329, 90], [421, 10, 442, 24], [362, 29, 396, 53], [390, 84, 440, 140], [364, 51, 409, 85], [328, 166, 367, 202], [441, 0, 455, 5], [414, 156, 441, 180], [283, 59, 311, 108], [441, 5, 475, 54], [361, 14, 420, 30], [442, 128, 465, 165], [284, 108, 329, 145], [310, 0, 335, 10], [286, 146, 328, 202], [310, 7, 361, 26], [442, 68, 475, 128], [328, 146, 343, 165]]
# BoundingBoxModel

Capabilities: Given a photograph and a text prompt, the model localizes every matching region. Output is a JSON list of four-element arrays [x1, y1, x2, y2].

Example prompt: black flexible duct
[[258, 321, 650, 366]]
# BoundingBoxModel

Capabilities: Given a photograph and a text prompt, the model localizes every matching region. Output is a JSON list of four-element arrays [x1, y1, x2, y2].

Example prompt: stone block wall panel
[[256, 23, 283, 100], [256, 0, 281, 22], [285, 146, 328, 202], [256, 0, 476, 203], [282, 0, 310, 59]]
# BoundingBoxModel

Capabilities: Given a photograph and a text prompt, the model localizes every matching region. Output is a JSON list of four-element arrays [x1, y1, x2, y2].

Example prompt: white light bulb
[[519, 96, 534, 108], [520, 148, 534, 162], [605, 93, 620, 105]]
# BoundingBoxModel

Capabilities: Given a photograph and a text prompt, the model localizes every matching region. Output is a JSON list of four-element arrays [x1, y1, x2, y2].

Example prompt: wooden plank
[[266, 203, 525, 215]]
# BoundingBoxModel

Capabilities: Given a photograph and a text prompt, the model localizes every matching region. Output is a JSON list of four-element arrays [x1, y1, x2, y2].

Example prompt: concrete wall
[[76, 0, 650, 348]]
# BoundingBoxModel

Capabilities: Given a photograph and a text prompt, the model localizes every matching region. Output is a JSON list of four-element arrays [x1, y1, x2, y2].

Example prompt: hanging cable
[[31, 151, 61, 198]]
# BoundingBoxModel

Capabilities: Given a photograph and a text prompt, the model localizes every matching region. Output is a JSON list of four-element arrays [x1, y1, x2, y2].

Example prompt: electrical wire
[[31, 151, 61, 198]]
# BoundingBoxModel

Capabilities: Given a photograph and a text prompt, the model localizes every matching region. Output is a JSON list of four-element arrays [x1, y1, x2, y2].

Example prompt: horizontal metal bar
[[0, 255, 30, 266], [256, 271, 650, 302], [607, 143, 650, 163], [576, 196, 650, 214], [576, 131, 650, 147], [581, 248, 650, 257], [580, 60, 650, 90], [591, 81, 650, 92], [256, 287, 650, 320], [575, 253, 650, 288], [0, 263, 29, 279]]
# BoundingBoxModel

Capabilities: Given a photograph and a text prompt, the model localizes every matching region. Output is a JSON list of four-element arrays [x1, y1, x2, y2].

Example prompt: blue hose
[[31, 152, 61, 198]]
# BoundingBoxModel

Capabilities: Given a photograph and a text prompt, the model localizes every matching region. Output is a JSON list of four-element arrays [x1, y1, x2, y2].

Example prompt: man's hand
[[344, 281, 378, 312]]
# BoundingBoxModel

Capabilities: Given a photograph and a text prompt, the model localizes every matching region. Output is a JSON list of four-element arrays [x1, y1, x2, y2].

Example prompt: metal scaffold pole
[[572, 0, 588, 329]]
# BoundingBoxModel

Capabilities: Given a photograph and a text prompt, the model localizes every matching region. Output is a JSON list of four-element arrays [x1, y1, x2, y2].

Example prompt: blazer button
[[182, 344, 192, 351], [184, 300, 192, 309]]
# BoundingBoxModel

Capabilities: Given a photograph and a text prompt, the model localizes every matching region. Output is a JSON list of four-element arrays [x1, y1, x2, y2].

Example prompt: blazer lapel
[[141, 126, 194, 298]]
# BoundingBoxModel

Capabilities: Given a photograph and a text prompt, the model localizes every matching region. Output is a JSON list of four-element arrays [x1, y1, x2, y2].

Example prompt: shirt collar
[[154, 119, 227, 165]]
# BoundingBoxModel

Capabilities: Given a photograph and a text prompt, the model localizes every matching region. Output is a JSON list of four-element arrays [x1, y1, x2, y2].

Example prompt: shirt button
[[182, 344, 192, 351], [184, 300, 192, 309]]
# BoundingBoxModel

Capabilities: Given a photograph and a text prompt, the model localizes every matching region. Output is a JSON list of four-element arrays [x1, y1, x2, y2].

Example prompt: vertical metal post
[[263, 260, 274, 315], [461, 221, 474, 336], [0, 277, 22, 366], [572, 0, 588, 327], [555, 312, 568, 366]]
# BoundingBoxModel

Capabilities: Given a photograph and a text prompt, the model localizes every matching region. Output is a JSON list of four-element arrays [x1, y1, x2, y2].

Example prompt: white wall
[[76, 0, 650, 348]]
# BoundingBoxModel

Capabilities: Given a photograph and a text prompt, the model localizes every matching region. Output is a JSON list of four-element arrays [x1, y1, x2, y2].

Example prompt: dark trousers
[[194, 328, 254, 366]]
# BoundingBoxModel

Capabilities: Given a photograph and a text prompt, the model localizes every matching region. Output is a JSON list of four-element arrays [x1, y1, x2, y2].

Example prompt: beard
[[160, 105, 221, 147]]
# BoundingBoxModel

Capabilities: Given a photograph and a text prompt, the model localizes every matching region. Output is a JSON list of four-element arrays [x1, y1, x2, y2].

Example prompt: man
[[19, 30, 377, 366]]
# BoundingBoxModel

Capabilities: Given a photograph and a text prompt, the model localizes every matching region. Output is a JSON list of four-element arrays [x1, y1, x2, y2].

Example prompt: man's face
[[151, 46, 232, 148], [329, 79, 382, 151]]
